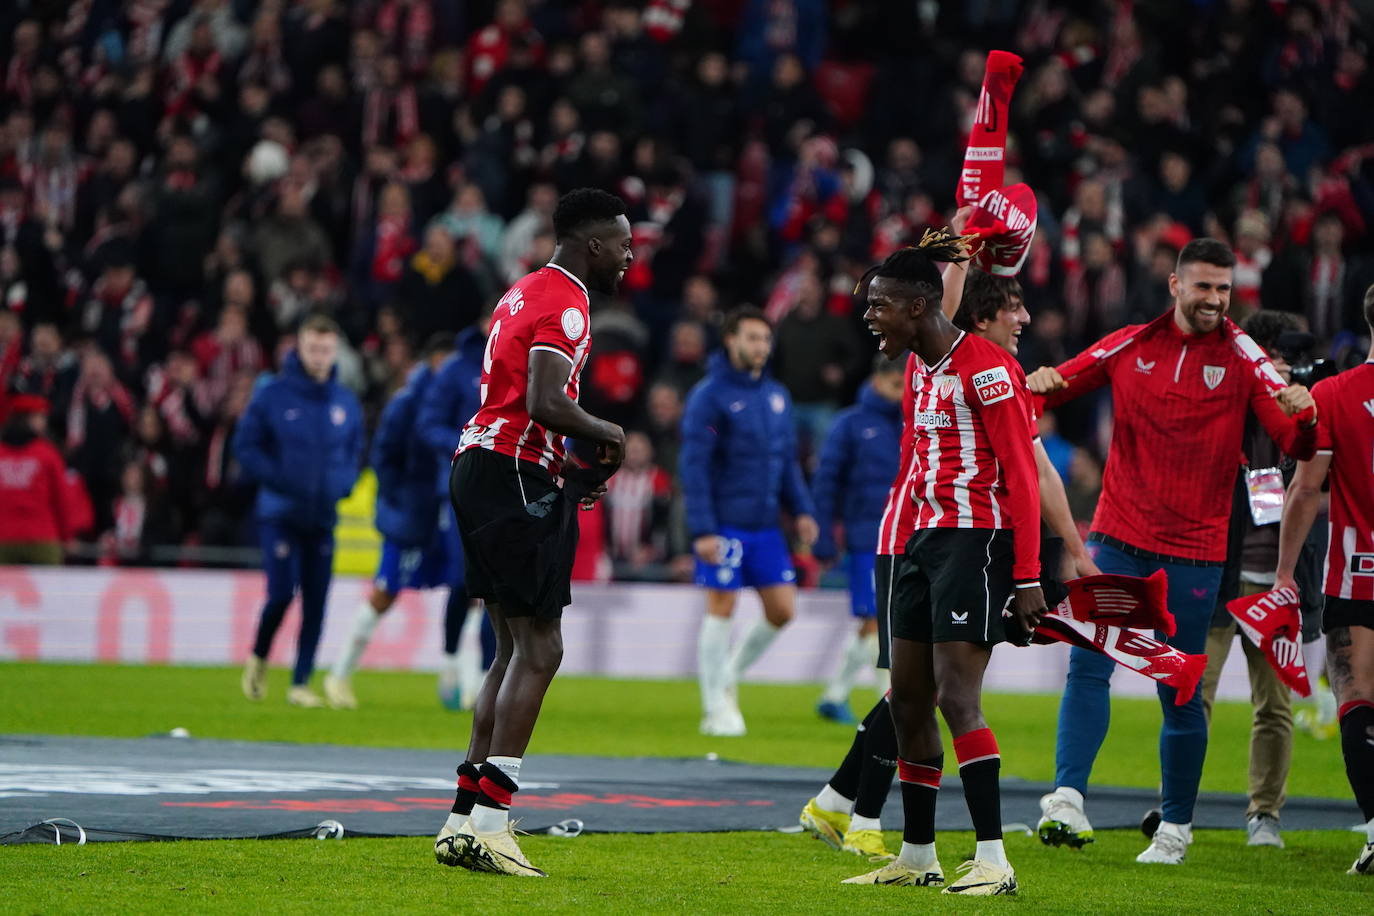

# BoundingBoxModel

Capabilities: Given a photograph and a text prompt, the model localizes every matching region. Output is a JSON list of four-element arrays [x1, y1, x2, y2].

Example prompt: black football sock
[[451, 760, 480, 816], [898, 754, 943, 845], [854, 695, 899, 820], [827, 698, 886, 800], [954, 727, 1003, 841], [1340, 701, 1374, 821]]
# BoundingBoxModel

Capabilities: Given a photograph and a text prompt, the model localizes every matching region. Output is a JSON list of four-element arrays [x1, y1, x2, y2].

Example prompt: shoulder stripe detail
[[530, 344, 576, 365]]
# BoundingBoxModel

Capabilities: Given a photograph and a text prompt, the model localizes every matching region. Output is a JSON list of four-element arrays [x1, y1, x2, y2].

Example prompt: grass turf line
[[4, 830, 1369, 914], [0, 662, 1351, 797]]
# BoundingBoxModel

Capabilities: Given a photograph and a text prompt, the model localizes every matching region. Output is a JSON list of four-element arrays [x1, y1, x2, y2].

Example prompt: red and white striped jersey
[[458, 264, 592, 476], [1313, 361, 1374, 600], [905, 332, 1041, 581]]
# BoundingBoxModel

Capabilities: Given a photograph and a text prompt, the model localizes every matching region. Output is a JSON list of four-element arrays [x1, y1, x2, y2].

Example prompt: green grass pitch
[[1, 662, 1368, 913]]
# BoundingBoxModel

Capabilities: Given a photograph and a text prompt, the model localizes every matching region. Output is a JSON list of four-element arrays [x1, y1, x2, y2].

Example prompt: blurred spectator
[[604, 430, 675, 579], [0, 395, 70, 565], [397, 223, 482, 343], [657, 321, 709, 394], [65, 350, 134, 535], [1064, 232, 1128, 343], [78, 242, 155, 386], [1264, 210, 1374, 337], [253, 183, 331, 287], [1232, 210, 1274, 315], [500, 181, 556, 283], [100, 458, 174, 566], [772, 269, 862, 462]]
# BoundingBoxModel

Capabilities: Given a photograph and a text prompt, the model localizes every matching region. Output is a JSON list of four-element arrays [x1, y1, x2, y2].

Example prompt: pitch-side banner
[[0, 566, 1257, 699]]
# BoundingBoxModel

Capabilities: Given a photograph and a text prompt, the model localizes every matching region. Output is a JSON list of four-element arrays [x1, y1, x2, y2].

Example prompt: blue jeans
[[1054, 537, 1223, 824], [253, 521, 335, 686]]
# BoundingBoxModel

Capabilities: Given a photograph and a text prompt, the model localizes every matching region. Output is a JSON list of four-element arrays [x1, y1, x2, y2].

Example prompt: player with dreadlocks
[[842, 231, 1046, 895]]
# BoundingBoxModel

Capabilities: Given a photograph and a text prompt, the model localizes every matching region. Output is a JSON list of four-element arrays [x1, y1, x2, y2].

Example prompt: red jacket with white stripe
[[1312, 361, 1374, 600], [1046, 309, 1317, 563]]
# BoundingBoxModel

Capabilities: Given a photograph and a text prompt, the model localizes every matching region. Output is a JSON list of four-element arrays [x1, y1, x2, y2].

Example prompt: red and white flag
[[1058, 570, 1175, 635], [1225, 587, 1311, 697], [1034, 611, 1207, 706]]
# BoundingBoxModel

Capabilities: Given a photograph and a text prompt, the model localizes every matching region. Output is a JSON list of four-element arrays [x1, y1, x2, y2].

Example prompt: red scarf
[[66, 374, 135, 452], [362, 86, 419, 148], [965, 183, 1038, 277], [957, 51, 1023, 207], [1225, 587, 1311, 697]]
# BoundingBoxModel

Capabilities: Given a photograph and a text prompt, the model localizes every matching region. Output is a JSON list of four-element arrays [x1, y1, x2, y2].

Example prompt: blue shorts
[[374, 508, 463, 594], [847, 551, 877, 618], [694, 526, 796, 590]]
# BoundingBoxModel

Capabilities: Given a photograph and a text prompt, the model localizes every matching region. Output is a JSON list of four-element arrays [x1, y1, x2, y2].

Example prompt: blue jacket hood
[[706, 350, 767, 389], [281, 349, 339, 393], [858, 381, 901, 418]]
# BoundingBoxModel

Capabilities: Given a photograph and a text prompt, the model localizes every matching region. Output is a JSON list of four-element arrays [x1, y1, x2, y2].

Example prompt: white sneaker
[[323, 674, 357, 709], [467, 821, 547, 877], [1136, 821, 1191, 864], [941, 859, 1017, 895], [700, 706, 746, 736], [286, 686, 326, 708], [1349, 842, 1374, 875], [241, 656, 266, 701], [1037, 788, 1094, 848], [434, 817, 474, 867], [1247, 814, 1283, 848]]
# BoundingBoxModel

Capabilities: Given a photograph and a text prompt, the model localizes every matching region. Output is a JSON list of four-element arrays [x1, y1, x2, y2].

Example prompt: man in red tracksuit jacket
[[1028, 238, 1318, 865], [0, 395, 70, 564]]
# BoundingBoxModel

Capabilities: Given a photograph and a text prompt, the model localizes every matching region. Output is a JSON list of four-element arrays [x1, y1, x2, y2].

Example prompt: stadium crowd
[[0, 0, 1372, 577]]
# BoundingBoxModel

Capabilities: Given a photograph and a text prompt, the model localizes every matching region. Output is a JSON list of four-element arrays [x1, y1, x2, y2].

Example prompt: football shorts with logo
[[891, 528, 1015, 645], [373, 506, 463, 594], [693, 526, 796, 590]]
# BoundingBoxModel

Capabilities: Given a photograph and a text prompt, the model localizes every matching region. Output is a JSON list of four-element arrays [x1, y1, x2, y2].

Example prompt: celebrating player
[[1275, 283, 1374, 875], [680, 306, 818, 737], [842, 239, 1046, 896], [433, 189, 630, 878], [324, 333, 464, 710], [1030, 239, 1318, 864]]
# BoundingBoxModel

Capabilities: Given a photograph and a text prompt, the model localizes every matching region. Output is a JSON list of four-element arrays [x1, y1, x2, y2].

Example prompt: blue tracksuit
[[373, 363, 443, 546], [810, 382, 902, 616], [680, 351, 815, 589], [234, 352, 363, 685], [412, 326, 496, 661]]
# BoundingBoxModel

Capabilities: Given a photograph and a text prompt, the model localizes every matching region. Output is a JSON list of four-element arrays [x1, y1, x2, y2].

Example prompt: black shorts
[[875, 553, 896, 670], [891, 528, 1015, 646], [450, 448, 580, 619], [1322, 595, 1374, 634]]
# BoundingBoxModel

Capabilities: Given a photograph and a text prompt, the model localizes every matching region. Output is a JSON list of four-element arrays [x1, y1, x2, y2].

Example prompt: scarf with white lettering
[[1225, 587, 1311, 697]]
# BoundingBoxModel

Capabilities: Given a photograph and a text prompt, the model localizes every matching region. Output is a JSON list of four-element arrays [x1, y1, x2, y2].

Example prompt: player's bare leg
[[325, 588, 397, 708], [1326, 625, 1374, 874], [844, 636, 944, 885], [699, 589, 743, 734]]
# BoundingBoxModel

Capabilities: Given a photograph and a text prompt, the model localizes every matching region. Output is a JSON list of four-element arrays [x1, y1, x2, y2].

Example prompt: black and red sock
[[1339, 700, 1374, 821], [451, 760, 481, 816], [898, 755, 943, 845], [954, 727, 1002, 841], [476, 760, 518, 812]]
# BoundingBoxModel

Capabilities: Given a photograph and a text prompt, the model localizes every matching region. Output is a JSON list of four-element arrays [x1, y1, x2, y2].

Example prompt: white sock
[[873, 666, 891, 696], [849, 813, 881, 832], [897, 841, 936, 868], [1054, 785, 1085, 810], [469, 802, 507, 833], [444, 811, 468, 831], [1364, 817, 1374, 845], [1302, 638, 1326, 684], [730, 619, 783, 680], [438, 651, 461, 687], [331, 601, 381, 680], [822, 631, 878, 704], [488, 755, 522, 785], [815, 783, 852, 814], [975, 838, 1009, 867], [698, 615, 733, 712]]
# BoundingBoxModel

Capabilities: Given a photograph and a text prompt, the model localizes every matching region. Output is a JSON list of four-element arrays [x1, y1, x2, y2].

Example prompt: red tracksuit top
[[1046, 309, 1317, 563]]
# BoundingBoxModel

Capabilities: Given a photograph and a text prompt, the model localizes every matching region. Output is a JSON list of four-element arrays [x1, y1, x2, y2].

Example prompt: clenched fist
[[1026, 366, 1068, 395]]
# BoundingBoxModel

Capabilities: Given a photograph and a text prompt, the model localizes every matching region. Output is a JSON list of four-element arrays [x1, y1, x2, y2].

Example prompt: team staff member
[[236, 314, 364, 708], [1275, 284, 1374, 876], [433, 189, 630, 878], [680, 307, 818, 737], [324, 333, 459, 710], [810, 355, 904, 724], [1030, 239, 1318, 865]]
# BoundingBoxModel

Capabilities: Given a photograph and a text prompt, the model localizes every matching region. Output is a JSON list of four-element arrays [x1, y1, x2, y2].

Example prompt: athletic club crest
[[938, 377, 957, 400], [1202, 365, 1226, 390]]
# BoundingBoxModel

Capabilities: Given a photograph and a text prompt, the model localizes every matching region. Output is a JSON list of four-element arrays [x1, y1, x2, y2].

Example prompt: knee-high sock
[[822, 631, 879, 704], [698, 615, 733, 711], [826, 698, 886, 801], [730, 619, 782, 681], [854, 695, 899, 820], [1339, 700, 1374, 823], [443, 587, 467, 656], [332, 600, 382, 680], [954, 727, 1003, 841], [898, 755, 942, 848]]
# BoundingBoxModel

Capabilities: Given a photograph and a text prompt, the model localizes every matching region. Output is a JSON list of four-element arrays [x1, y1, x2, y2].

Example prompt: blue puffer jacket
[[680, 351, 815, 537], [810, 381, 903, 559], [414, 326, 485, 498], [371, 363, 444, 545], [233, 352, 363, 530]]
